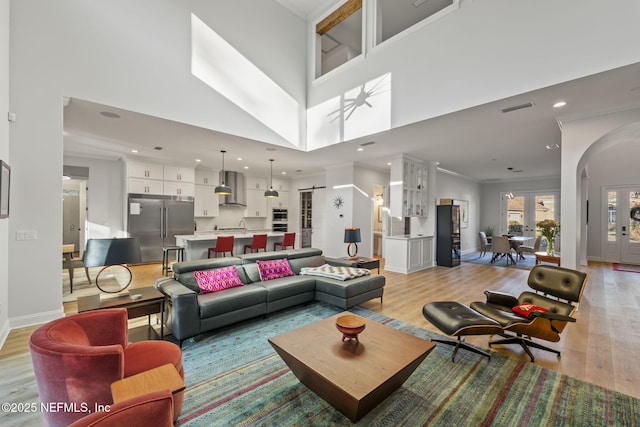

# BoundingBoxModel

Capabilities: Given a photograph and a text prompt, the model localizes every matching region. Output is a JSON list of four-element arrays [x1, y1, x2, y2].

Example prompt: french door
[[501, 191, 559, 246], [603, 186, 640, 264]]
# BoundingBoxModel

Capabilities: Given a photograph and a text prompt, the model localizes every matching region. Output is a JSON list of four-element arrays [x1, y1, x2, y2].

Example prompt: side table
[[535, 251, 561, 266], [111, 363, 185, 404]]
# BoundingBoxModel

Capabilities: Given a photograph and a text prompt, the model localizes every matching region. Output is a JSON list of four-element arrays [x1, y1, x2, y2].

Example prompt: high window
[[376, 0, 457, 45], [316, 0, 363, 77]]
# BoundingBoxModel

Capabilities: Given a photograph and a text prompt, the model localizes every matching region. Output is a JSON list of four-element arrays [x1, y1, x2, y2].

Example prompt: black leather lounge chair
[[423, 265, 588, 362]]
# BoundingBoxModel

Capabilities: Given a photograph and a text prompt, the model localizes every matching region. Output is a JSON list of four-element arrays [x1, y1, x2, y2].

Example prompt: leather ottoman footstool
[[422, 301, 502, 362]]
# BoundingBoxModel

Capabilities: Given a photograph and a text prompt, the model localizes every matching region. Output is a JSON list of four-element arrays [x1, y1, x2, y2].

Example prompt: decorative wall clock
[[333, 196, 344, 209]]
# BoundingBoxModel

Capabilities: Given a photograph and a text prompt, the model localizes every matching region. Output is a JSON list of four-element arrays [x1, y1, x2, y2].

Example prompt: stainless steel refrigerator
[[127, 194, 195, 263]]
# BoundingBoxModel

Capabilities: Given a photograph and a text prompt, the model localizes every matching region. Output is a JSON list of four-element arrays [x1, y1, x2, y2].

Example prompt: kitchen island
[[175, 231, 286, 261]]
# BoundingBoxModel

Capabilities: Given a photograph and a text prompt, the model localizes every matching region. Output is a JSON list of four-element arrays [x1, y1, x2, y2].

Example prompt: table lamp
[[344, 228, 361, 259], [84, 238, 142, 293]]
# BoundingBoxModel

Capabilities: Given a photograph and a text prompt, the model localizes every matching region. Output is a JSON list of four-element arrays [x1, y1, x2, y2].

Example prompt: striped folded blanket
[[299, 264, 371, 281]]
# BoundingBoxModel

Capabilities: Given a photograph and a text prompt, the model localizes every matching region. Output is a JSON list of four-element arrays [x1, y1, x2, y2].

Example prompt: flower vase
[[546, 239, 554, 256]]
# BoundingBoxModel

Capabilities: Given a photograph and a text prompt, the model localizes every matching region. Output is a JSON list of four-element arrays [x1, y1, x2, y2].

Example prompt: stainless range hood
[[219, 171, 246, 207]]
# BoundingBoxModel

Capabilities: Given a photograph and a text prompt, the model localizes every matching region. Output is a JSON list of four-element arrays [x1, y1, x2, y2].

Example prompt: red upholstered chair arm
[[75, 308, 129, 347], [68, 390, 174, 427]]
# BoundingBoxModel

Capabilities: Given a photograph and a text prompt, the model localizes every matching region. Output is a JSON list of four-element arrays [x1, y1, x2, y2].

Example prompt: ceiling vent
[[501, 102, 534, 113]]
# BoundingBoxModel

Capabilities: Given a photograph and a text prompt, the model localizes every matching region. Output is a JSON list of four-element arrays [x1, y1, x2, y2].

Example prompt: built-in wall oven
[[272, 208, 288, 232], [273, 209, 288, 222]]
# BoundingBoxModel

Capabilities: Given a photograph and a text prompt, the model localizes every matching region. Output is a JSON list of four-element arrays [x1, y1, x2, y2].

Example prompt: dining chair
[[244, 234, 268, 253], [274, 232, 296, 251], [207, 235, 234, 258], [517, 235, 542, 260], [491, 235, 516, 265], [62, 244, 92, 293], [478, 231, 492, 257]]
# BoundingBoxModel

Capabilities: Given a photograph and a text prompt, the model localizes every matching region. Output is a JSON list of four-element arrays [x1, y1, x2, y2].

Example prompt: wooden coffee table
[[77, 286, 165, 339], [268, 312, 434, 422], [535, 251, 561, 266]]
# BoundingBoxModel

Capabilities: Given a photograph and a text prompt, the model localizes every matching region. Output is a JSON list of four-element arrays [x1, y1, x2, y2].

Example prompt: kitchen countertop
[[385, 234, 434, 240], [176, 231, 284, 241]]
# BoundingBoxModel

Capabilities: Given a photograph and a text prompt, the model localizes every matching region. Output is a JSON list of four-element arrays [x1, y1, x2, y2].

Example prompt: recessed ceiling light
[[546, 144, 560, 150], [281, 171, 286, 175], [244, 166, 249, 169], [62, 175, 71, 180], [100, 111, 120, 118], [131, 149, 138, 153], [387, 162, 392, 166], [553, 101, 567, 108], [195, 159, 201, 162], [357, 148, 364, 152], [237, 157, 242, 161]]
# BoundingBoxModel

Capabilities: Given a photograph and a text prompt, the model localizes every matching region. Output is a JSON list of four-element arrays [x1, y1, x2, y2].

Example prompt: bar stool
[[243, 234, 268, 253], [207, 236, 234, 258], [274, 232, 295, 251], [162, 246, 185, 276]]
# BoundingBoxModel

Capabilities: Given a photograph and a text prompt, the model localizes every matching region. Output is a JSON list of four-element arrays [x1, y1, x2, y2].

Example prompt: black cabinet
[[436, 205, 461, 267]]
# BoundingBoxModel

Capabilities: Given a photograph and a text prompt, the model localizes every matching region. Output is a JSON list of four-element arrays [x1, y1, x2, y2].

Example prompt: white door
[[502, 191, 559, 244], [603, 187, 640, 264]]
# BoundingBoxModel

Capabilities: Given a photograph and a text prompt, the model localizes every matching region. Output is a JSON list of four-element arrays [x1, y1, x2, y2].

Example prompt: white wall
[[0, 0, 10, 345], [308, 0, 640, 145], [435, 171, 482, 254], [63, 156, 126, 239], [8, 0, 307, 326], [561, 108, 640, 268], [584, 141, 640, 260]]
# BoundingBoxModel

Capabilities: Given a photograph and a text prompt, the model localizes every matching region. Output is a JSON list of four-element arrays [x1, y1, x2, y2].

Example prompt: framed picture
[[0, 160, 9, 218], [454, 199, 469, 229]]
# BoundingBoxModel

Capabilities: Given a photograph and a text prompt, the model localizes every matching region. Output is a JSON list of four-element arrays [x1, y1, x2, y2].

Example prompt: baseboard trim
[[0, 320, 9, 351], [9, 308, 64, 330]]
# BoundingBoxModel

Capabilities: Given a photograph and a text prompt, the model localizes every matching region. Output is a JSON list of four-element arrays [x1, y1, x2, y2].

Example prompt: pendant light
[[214, 150, 232, 195], [264, 159, 279, 198]]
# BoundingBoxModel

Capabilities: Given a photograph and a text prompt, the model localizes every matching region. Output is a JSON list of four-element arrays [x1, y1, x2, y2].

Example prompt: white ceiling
[[63, 61, 640, 181]]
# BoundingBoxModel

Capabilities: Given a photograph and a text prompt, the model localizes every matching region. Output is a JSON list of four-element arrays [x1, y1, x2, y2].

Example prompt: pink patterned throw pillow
[[194, 266, 243, 294], [256, 259, 294, 281]]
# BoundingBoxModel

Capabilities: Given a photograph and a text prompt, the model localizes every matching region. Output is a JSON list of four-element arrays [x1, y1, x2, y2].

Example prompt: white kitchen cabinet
[[164, 181, 195, 197], [271, 177, 289, 192], [245, 189, 267, 217], [194, 168, 218, 186], [128, 178, 164, 195], [246, 176, 267, 190], [194, 185, 219, 217], [269, 191, 289, 209], [390, 155, 428, 218], [383, 235, 433, 274], [164, 166, 195, 183], [128, 160, 164, 180]]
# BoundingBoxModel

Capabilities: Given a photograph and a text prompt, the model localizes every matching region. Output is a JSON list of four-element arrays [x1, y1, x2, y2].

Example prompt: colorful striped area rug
[[177, 303, 639, 426]]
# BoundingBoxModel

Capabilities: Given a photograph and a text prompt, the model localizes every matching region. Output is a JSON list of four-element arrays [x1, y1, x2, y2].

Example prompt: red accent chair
[[69, 390, 174, 427], [243, 234, 268, 253], [29, 308, 184, 427], [207, 235, 234, 258], [274, 232, 295, 251]]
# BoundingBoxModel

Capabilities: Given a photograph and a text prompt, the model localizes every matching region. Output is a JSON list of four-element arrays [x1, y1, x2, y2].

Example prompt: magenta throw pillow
[[194, 266, 243, 294], [256, 259, 294, 281]]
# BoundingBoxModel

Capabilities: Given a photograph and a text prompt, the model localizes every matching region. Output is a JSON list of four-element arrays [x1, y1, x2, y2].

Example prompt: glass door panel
[[503, 191, 559, 249]]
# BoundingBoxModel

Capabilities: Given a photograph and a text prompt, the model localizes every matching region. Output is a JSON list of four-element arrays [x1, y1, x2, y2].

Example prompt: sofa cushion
[[253, 275, 317, 301], [173, 257, 243, 293], [256, 259, 294, 281], [198, 285, 267, 319], [194, 266, 243, 294], [288, 255, 326, 274], [314, 274, 385, 299]]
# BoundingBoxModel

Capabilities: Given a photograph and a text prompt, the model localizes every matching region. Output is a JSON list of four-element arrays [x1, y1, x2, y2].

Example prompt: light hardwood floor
[[1, 258, 639, 425]]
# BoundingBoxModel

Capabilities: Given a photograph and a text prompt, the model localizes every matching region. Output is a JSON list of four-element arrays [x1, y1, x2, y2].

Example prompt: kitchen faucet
[[238, 220, 247, 232]]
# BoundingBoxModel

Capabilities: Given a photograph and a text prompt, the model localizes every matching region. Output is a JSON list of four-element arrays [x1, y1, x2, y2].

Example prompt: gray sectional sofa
[[154, 248, 385, 343]]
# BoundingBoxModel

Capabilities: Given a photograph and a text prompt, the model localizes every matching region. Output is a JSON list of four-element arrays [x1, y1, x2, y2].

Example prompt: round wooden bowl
[[336, 314, 366, 342]]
